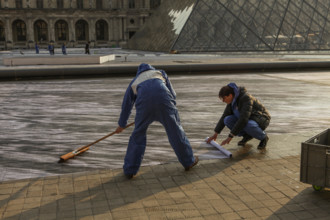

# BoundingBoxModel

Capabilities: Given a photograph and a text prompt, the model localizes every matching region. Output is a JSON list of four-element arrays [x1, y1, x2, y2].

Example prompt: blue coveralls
[[118, 63, 195, 175]]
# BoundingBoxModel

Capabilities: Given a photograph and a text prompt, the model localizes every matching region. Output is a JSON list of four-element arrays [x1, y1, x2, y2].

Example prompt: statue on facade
[[70, 0, 75, 8], [89, 0, 94, 9]]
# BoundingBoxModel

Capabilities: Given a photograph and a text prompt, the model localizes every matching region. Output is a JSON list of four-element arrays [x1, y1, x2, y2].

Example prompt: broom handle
[[77, 122, 135, 151]]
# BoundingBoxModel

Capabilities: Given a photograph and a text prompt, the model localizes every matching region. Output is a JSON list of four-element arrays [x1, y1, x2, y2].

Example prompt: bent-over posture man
[[207, 82, 271, 149], [116, 63, 198, 179]]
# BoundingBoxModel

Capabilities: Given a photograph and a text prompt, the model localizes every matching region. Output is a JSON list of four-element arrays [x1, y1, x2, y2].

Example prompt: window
[[75, 20, 89, 41], [96, 0, 102, 9], [129, 31, 136, 39], [0, 21, 5, 41], [55, 20, 68, 41], [57, 0, 64, 9], [96, 20, 108, 40], [77, 0, 83, 9], [13, 20, 26, 41], [15, 0, 23, 8], [34, 20, 48, 42], [129, 0, 135, 8], [37, 0, 43, 8]]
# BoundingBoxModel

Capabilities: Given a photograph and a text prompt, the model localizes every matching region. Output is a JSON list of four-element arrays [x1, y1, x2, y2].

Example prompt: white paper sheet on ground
[[196, 137, 232, 159]]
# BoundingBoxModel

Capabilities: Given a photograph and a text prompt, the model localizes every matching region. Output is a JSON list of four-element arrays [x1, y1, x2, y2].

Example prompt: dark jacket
[[214, 85, 271, 136]]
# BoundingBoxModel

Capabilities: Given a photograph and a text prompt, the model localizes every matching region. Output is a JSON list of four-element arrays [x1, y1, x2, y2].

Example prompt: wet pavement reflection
[[1, 71, 330, 182]]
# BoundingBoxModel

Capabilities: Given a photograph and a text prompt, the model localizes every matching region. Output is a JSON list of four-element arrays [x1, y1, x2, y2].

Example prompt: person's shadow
[[1, 151, 251, 220]]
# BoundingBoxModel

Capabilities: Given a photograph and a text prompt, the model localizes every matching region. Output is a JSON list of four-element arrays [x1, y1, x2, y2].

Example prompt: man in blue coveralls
[[207, 82, 271, 150], [115, 63, 198, 179]]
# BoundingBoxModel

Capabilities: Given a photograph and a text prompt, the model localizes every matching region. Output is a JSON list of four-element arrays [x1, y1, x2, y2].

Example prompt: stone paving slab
[[0, 155, 329, 220]]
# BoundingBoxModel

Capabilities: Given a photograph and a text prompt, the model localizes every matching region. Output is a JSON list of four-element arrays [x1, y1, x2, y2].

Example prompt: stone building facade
[[0, 0, 162, 50]]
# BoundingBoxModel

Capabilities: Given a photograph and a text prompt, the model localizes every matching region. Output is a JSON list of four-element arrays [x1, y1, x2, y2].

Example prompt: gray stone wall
[[0, 0, 160, 49]]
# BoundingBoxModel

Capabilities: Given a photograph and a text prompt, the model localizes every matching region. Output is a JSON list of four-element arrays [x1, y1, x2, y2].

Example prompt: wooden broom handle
[[77, 122, 135, 151]]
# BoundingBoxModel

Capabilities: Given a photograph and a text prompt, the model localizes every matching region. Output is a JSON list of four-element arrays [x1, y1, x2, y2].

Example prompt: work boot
[[237, 135, 253, 146], [125, 173, 134, 179], [185, 156, 199, 171], [257, 135, 269, 150]]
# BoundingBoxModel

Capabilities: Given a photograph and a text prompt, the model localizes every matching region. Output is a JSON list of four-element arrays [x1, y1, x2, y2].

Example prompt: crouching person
[[207, 82, 270, 150]]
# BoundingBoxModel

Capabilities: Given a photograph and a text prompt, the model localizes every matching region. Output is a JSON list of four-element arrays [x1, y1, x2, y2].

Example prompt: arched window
[[75, 20, 89, 41], [0, 21, 5, 41], [34, 20, 48, 42], [55, 20, 68, 41], [12, 20, 26, 41], [96, 20, 108, 41], [150, 0, 161, 9]]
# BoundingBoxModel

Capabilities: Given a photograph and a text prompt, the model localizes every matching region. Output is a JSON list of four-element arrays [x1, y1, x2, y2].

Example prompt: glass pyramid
[[127, 0, 330, 52]]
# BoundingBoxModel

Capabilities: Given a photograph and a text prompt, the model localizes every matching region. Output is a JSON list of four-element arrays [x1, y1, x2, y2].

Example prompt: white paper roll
[[205, 137, 232, 158]]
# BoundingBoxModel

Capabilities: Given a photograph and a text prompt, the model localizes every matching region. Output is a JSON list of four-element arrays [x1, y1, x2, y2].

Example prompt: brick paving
[[0, 154, 329, 220]]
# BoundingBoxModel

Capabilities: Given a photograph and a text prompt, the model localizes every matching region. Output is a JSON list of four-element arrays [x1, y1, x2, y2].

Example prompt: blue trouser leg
[[158, 106, 195, 168], [224, 115, 266, 140], [123, 114, 152, 175], [123, 107, 194, 173]]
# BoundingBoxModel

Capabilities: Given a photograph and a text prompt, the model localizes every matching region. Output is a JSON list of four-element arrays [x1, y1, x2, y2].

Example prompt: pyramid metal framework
[[127, 0, 330, 52]]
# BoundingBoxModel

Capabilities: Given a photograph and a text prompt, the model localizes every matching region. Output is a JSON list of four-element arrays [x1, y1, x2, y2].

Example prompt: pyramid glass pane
[[127, 0, 330, 52]]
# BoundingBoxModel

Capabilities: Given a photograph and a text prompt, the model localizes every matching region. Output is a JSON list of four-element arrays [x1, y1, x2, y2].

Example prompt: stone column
[[89, 19, 95, 45], [26, 18, 34, 48], [49, 18, 55, 42], [122, 17, 126, 41], [69, 19, 75, 47], [5, 17, 13, 49], [118, 17, 122, 40], [108, 18, 113, 42], [113, 17, 120, 45]]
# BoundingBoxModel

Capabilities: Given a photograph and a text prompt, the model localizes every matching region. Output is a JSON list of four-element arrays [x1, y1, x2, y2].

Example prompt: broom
[[58, 122, 135, 163]]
